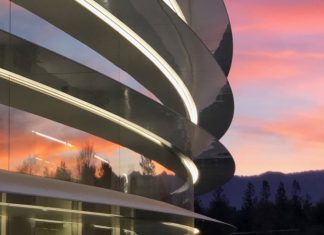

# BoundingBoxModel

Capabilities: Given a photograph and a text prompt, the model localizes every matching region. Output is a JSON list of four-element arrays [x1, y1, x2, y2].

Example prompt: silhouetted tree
[[239, 182, 257, 231], [55, 161, 72, 181], [139, 156, 156, 176], [77, 144, 96, 185], [209, 187, 234, 221], [194, 197, 205, 215], [260, 180, 271, 204], [314, 200, 324, 231], [290, 179, 303, 228], [255, 180, 275, 231], [242, 182, 258, 210], [206, 187, 236, 235], [275, 181, 288, 208], [194, 197, 209, 235], [274, 181, 289, 229]]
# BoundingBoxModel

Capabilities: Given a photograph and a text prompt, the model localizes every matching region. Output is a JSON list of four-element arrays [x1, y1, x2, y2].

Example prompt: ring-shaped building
[[0, 0, 235, 234]]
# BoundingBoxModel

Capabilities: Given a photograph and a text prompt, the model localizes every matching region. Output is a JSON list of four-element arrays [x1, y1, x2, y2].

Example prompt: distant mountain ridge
[[200, 170, 324, 209]]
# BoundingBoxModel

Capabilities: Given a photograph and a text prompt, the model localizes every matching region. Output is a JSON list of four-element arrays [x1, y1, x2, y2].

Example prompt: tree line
[[195, 180, 324, 235]]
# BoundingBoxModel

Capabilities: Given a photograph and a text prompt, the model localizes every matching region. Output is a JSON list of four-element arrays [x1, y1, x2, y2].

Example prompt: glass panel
[[9, 2, 157, 101], [0, 22, 9, 171], [0, 103, 8, 171], [7, 106, 188, 206], [9, 106, 119, 185], [2, 0, 200, 211], [1, 192, 196, 235], [0, 0, 9, 32]]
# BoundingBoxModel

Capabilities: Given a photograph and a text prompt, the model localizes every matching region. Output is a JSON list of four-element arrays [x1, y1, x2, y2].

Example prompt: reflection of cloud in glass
[[0, 104, 173, 178]]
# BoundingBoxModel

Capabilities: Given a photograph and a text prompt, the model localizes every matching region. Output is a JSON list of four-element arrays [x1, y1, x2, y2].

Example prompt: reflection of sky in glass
[[0, 0, 9, 31], [0, 1, 177, 180], [1, 105, 173, 177], [8, 2, 159, 102]]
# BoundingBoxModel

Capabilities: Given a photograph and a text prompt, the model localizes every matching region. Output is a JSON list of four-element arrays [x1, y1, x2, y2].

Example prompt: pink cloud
[[225, 0, 324, 34], [224, 106, 324, 175]]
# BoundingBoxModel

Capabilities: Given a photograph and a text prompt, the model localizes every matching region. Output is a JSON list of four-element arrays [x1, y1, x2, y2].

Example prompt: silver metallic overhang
[[12, 0, 234, 139], [0, 170, 236, 231], [0, 30, 234, 194]]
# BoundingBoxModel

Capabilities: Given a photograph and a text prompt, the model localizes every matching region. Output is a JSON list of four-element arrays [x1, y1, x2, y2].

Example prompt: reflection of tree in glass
[[43, 167, 51, 178], [77, 143, 96, 185], [97, 162, 113, 189], [139, 155, 156, 176], [17, 156, 40, 175], [55, 161, 72, 181]]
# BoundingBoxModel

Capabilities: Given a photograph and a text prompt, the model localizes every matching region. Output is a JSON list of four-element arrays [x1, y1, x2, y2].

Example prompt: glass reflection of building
[[0, 0, 235, 234]]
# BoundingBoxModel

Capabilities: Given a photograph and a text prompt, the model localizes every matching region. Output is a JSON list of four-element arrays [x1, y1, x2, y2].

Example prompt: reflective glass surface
[[0, 3, 193, 207], [0, 0, 235, 233], [0, 192, 200, 235], [11, 0, 234, 139]]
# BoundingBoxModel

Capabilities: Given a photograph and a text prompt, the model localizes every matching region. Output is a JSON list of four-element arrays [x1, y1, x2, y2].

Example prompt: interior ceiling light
[[30, 218, 72, 224], [93, 225, 113, 230], [94, 154, 109, 164], [162, 0, 188, 23], [0, 68, 199, 184], [32, 130, 109, 164], [74, 0, 198, 124], [34, 156, 53, 165], [32, 130, 73, 147], [162, 222, 200, 235], [94, 225, 137, 235]]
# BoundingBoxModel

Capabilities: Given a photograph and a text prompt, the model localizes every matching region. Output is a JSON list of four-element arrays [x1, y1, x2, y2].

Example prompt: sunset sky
[[222, 0, 324, 175]]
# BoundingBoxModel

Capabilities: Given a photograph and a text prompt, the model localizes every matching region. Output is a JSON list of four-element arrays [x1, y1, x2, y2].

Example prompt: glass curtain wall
[[0, 1, 195, 234]]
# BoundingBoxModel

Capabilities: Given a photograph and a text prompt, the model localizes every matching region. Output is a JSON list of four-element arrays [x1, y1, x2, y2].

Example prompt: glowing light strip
[[0, 202, 120, 218], [74, 0, 198, 124], [94, 225, 137, 235], [0, 68, 199, 184], [34, 156, 53, 165], [162, 0, 188, 23], [180, 154, 199, 183], [162, 222, 200, 234], [30, 218, 72, 224], [122, 173, 129, 193], [94, 154, 109, 164], [32, 130, 109, 164], [32, 130, 73, 147], [93, 225, 113, 230]]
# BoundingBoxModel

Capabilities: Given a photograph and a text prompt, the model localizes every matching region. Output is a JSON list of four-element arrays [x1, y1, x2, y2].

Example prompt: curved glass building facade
[[0, 0, 235, 234]]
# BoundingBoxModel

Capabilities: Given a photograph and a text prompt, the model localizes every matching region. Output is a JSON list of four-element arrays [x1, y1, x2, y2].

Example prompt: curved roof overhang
[[0, 170, 236, 233], [0, 31, 234, 194], [12, 0, 234, 139]]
